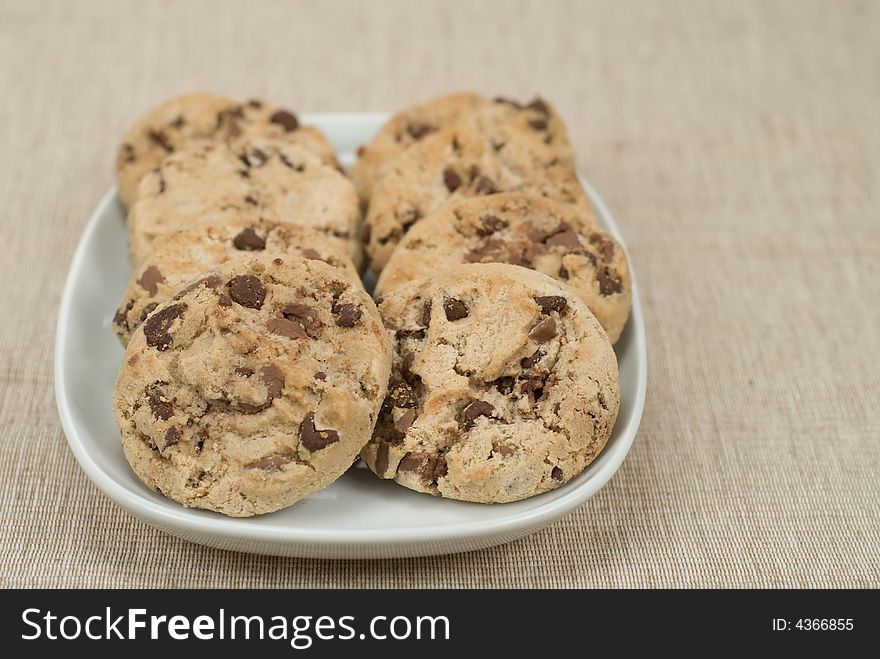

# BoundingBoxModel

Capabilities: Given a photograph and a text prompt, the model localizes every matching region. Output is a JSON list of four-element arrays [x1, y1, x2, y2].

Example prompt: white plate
[[54, 113, 647, 559]]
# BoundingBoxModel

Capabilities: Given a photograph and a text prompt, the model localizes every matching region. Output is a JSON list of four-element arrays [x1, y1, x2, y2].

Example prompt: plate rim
[[53, 113, 647, 554]]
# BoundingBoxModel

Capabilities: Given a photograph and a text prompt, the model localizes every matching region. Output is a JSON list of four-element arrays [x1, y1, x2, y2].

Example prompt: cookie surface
[[127, 138, 362, 269], [351, 92, 572, 203], [115, 93, 338, 207], [377, 193, 631, 343], [113, 219, 359, 345], [362, 263, 619, 504], [114, 256, 391, 517], [363, 125, 591, 271]]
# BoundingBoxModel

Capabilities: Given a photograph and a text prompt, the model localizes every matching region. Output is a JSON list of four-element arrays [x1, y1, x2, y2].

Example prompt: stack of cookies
[[110, 91, 630, 517]]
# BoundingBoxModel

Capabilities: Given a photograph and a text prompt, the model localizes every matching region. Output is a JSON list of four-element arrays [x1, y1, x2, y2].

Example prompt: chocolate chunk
[[474, 176, 498, 195], [299, 413, 340, 452], [242, 148, 268, 167], [147, 129, 173, 152], [494, 376, 515, 395], [598, 272, 623, 296], [527, 98, 550, 115], [247, 454, 292, 471], [282, 302, 321, 335], [494, 443, 516, 457], [395, 328, 425, 340], [233, 227, 266, 251], [314, 371, 327, 381], [590, 233, 615, 261], [535, 295, 568, 314], [521, 349, 544, 369], [551, 466, 564, 481], [173, 274, 223, 300], [270, 109, 299, 132], [464, 238, 505, 263], [529, 118, 548, 131], [529, 317, 557, 342], [268, 317, 307, 339], [407, 121, 433, 139], [443, 167, 462, 192], [462, 400, 494, 429], [139, 302, 158, 322], [234, 367, 253, 377], [394, 408, 417, 433], [114, 300, 134, 330], [545, 229, 582, 251], [164, 426, 180, 447], [398, 453, 447, 482], [333, 302, 362, 327], [421, 300, 432, 327], [521, 377, 545, 400], [260, 364, 284, 402], [244, 195, 258, 205], [228, 275, 265, 309], [387, 381, 418, 409], [137, 266, 164, 296], [143, 303, 186, 350], [300, 248, 322, 261], [443, 297, 468, 321], [148, 391, 173, 420], [374, 441, 393, 477], [477, 214, 508, 236]]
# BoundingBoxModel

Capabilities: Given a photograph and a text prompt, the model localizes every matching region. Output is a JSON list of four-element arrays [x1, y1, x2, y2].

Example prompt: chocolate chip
[[218, 294, 232, 306], [494, 376, 515, 394], [590, 233, 616, 261], [521, 349, 544, 369], [494, 443, 516, 457], [598, 272, 623, 296], [374, 441, 391, 477], [535, 295, 568, 314], [477, 214, 508, 236], [228, 275, 265, 309], [407, 121, 433, 139], [244, 194, 258, 205], [474, 176, 498, 195], [521, 377, 545, 401], [279, 153, 304, 171], [299, 413, 340, 452], [260, 364, 284, 402], [529, 118, 548, 131], [247, 99, 263, 109], [421, 300, 432, 327], [114, 300, 134, 329], [148, 391, 173, 420], [314, 371, 327, 381], [528, 98, 550, 115], [443, 167, 462, 192], [333, 302, 362, 327], [143, 303, 186, 350], [164, 426, 180, 447], [247, 454, 292, 471], [464, 239, 505, 263], [173, 274, 223, 300], [270, 109, 299, 132], [281, 302, 321, 335], [147, 129, 173, 152], [398, 453, 447, 483], [545, 230, 582, 251], [233, 227, 266, 251], [462, 400, 494, 429], [268, 317, 307, 339], [529, 317, 557, 342], [551, 466, 564, 481], [136, 266, 164, 296], [387, 381, 418, 409], [242, 148, 268, 167], [394, 408, 417, 433], [443, 297, 468, 321], [395, 328, 425, 340], [234, 367, 253, 377], [559, 265, 570, 280], [361, 222, 372, 244], [139, 302, 158, 322]]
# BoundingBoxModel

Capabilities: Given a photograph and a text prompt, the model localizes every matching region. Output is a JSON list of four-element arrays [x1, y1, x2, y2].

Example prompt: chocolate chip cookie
[[113, 219, 360, 345], [114, 256, 391, 517], [376, 193, 631, 343], [126, 138, 363, 269], [362, 263, 619, 504], [115, 93, 339, 207], [363, 125, 591, 271], [351, 92, 573, 203]]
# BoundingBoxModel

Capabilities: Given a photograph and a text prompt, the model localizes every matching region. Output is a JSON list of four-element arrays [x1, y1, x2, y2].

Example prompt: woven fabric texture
[[0, 0, 878, 588]]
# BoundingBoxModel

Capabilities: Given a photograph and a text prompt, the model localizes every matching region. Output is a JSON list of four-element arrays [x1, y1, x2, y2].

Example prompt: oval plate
[[54, 113, 647, 559]]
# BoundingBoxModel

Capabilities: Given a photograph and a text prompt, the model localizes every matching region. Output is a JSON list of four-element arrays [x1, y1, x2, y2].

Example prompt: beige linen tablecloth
[[1, 0, 877, 588]]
